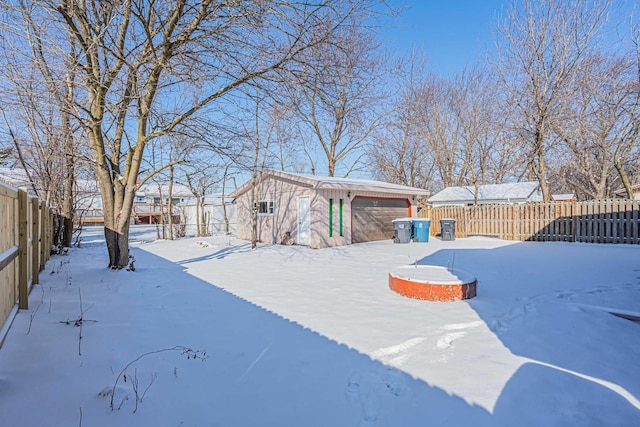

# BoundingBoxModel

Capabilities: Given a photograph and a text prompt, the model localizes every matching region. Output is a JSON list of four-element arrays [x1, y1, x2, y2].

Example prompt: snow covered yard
[[1, 226, 639, 426]]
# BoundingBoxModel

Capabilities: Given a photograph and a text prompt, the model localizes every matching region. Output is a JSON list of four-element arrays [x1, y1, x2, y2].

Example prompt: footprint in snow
[[490, 301, 537, 334], [345, 367, 407, 426], [345, 371, 378, 426], [345, 374, 361, 403]]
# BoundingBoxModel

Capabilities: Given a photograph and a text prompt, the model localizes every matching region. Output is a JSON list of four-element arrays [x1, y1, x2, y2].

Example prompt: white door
[[297, 196, 311, 246]]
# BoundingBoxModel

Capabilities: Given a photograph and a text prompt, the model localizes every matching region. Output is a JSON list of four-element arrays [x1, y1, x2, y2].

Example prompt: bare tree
[[415, 74, 469, 189], [615, 22, 640, 197], [449, 67, 497, 202], [369, 52, 434, 189], [447, 66, 530, 201], [5, 0, 378, 268], [238, 85, 292, 249], [494, 0, 610, 200], [553, 52, 639, 199], [370, 58, 522, 197], [292, 19, 387, 177], [0, 5, 80, 246], [184, 162, 221, 238]]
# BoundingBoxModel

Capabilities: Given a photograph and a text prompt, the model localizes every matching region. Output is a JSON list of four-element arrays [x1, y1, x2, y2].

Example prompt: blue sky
[[382, 0, 507, 76], [382, 0, 640, 77]]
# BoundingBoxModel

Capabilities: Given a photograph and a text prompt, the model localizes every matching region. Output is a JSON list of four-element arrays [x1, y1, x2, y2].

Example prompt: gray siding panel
[[351, 197, 409, 243]]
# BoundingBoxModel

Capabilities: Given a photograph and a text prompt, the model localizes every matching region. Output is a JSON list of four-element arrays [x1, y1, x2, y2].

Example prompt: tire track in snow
[[436, 321, 483, 350], [348, 321, 485, 425], [370, 337, 427, 367]]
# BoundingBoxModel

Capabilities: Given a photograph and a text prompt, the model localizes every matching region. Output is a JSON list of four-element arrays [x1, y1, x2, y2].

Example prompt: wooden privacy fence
[[420, 199, 640, 244], [1, 181, 54, 345]]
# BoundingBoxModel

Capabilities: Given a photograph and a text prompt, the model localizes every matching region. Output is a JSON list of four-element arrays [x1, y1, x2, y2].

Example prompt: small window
[[254, 200, 274, 215]]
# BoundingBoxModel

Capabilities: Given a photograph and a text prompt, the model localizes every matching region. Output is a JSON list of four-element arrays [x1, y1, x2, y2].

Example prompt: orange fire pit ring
[[389, 265, 477, 302]]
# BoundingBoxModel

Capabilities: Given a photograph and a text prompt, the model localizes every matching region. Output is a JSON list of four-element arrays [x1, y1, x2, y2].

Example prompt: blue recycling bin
[[412, 218, 431, 242]]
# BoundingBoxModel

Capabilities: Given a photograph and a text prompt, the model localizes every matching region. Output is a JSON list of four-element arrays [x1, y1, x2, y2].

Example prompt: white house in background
[[428, 181, 543, 206], [230, 169, 430, 249], [134, 183, 192, 205], [79, 182, 194, 225], [180, 195, 236, 236]]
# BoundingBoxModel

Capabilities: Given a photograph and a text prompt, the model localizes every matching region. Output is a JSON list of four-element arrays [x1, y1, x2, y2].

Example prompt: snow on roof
[[613, 184, 640, 195], [429, 181, 541, 203], [137, 183, 192, 197], [231, 169, 430, 198], [76, 179, 100, 194], [552, 193, 575, 201], [182, 194, 235, 205]]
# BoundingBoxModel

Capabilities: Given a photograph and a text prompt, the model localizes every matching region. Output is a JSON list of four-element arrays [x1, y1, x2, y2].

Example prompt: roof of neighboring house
[[136, 183, 192, 197], [76, 179, 100, 194], [552, 193, 575, 201], [182, 195, 235, 205], [230, 169, 430, 198], [0, 167, 32, 188], [429, 181, 541, 204], [75, 180, 193, 198], [613, 184, 640, 196]]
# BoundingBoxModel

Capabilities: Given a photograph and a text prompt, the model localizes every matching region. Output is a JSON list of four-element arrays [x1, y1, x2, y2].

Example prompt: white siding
[[181, 203, 236, 236]]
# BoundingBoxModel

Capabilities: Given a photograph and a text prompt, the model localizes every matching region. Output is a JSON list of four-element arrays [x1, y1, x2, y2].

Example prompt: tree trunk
[[472, 173, 479, 206], [196, 196, 202, 237], [97, 145, 140, 269], [251, 186, 258, 249], [531, 132, 552, 201], [61, 71, 75, 248], [537, 163, 551, 202], [168, 165, 174, 240], [104, 218, 130, 269], [222, 166, 230, 234], [61, 147, 74, 247], [157, 184, 166, 239], [327, 158, 336, 177], [199, 197, 207, 236], [614, 160, 634, 199]]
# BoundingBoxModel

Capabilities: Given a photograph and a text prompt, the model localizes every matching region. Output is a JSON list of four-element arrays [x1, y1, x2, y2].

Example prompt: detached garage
[[230, 170, 429, 248]]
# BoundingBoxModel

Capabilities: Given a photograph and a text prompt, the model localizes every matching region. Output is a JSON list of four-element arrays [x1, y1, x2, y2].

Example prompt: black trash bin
[[440, 218, 456, 241], [392, 218, 413, 244]]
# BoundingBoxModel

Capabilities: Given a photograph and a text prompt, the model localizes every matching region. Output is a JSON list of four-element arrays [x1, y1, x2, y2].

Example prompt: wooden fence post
[[18, 188, 28, 310], [31, 197, 40, 286]]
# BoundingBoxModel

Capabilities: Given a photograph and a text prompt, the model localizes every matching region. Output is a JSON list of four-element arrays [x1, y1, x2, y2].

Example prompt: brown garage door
[[351, 197, 410, 243]]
